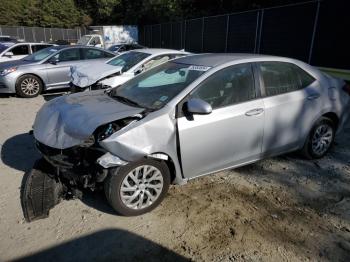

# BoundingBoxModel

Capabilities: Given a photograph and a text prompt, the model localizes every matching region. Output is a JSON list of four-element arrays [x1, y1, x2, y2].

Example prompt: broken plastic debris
[[97, 152, 128, 168]]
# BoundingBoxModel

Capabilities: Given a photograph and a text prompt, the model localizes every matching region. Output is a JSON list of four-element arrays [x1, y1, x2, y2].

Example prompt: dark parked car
[[108, 43, 145, 53]]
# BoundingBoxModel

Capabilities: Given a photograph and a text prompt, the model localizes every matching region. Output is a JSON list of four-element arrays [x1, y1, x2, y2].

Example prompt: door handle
[[245, 108, 264, 116], [307, 94, 320, 100]]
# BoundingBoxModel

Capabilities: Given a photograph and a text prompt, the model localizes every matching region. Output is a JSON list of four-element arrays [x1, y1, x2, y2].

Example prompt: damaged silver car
[[22, 54, 350, 221]]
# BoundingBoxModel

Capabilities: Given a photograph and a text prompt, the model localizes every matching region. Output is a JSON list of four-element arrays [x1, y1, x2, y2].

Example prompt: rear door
[[45, 48, 84, 88], [177, 63, 265, 178], [257, 61, 320, 155]]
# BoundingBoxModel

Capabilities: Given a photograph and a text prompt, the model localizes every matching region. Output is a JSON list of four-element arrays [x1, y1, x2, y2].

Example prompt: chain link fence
[[138, 0, 350, 70], [0, 26, 83, 43]]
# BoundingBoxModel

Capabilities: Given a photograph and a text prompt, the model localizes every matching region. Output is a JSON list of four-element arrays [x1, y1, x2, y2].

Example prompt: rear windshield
[[107, 51, 150, 72]]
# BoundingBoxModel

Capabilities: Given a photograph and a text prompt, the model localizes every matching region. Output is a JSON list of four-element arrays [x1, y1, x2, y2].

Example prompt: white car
[[0, 42, 54, 62], [70, 48, 189, 91]]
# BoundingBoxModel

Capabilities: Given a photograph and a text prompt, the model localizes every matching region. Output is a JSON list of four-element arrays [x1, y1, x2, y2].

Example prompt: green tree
[[0, 0, 309, 27]]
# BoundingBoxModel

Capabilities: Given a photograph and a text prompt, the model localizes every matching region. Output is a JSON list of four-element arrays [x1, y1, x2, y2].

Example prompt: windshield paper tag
[[189, 65, 211, 72]]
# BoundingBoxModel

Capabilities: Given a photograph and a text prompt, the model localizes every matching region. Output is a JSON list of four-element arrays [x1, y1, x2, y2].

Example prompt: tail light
[[343, 83, 350, 96]]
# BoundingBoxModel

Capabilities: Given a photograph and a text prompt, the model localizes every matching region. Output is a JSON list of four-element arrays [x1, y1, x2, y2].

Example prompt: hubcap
[[120, 165, 163, 210], [21, 78, 40, 96], [311, 124, 333, 156]]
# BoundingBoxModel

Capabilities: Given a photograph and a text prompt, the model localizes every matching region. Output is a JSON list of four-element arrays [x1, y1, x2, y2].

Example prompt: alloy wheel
[[120, 165, 164, 210], [20, 78, 40, 96], [311, 124, 333, 156]]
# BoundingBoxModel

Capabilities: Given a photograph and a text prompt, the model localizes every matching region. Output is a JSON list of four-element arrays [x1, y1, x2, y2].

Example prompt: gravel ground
[[1, 94, 350, 262]]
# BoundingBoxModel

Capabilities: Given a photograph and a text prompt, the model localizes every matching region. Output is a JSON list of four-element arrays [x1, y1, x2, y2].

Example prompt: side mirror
[[185, 98, 212, 115], [48, 57, 59, 65], [4, 52, 14, 58]]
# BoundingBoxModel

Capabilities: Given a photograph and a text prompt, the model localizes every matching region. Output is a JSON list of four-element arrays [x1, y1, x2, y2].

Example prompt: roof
[[135, 48, 186, 55], [8, 42, 53, 45], [174, 53, 280, 67]]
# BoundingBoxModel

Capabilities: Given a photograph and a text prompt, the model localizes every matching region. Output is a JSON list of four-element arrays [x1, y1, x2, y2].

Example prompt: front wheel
[[302, 117, 335, 159], [104, 159, 170, 216], [15, 74, 43, 98]]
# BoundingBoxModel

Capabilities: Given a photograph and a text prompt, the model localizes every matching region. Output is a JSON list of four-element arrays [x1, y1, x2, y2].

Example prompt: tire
[[104, 158, 170, 216], [15, 74, 43, 98], [302, 117, 335, 159]]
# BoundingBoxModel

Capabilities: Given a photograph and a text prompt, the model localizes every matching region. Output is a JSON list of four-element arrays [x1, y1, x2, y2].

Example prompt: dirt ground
[[1, 93, 350, 262]]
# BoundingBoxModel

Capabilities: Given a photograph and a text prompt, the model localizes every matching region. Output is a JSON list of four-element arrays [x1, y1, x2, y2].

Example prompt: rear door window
[[259, 62, 315, 96], [83, 48, 108, 59]]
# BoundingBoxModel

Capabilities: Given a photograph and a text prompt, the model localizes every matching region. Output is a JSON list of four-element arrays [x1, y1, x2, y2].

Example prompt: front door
[[45, 48, 83, 88], [177, 63, 265, 178]]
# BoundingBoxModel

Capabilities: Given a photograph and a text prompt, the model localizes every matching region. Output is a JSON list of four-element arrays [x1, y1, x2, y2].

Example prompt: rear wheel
[[15, 74, 43, 98], [104, 159, 170, 216], [302, 117, 335, 159]]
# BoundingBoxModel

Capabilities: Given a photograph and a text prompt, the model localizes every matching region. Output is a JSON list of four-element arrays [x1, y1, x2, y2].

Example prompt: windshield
[[107, 51, 150, 72], [77, 35, 91, 45], [23, 46, 58, 62], [110, 61, 210, 110]]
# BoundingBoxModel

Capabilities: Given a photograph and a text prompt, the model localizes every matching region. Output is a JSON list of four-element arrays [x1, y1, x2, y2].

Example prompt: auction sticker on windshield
[[188, 65, 211, 71]]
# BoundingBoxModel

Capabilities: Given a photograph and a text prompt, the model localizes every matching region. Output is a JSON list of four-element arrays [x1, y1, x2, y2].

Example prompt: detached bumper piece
[[21, 159, 63, 222]]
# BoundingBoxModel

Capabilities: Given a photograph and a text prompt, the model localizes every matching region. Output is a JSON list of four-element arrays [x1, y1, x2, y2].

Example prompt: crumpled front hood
[[33, 90, 144, 149], [71, 62, 123, 88]]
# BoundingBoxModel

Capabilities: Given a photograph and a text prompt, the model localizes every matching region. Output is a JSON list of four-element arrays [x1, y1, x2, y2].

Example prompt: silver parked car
[[70, 48, 188, 92], [0, 45, 115, 97], [23, 54, 350, 221]]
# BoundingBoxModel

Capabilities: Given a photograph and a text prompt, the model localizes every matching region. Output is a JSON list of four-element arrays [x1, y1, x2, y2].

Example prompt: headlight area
[[95, 117, 138, 142], [0, 67, 17, 76], [36, 117, 140, 187]]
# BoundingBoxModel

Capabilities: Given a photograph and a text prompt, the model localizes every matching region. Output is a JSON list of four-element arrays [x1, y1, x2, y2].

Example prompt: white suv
[[0, 43, 54, 62]]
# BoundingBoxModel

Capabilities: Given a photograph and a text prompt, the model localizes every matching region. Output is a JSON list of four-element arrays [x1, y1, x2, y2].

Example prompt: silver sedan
[[0, 45, 115, 98], [25, 54, 350, 221]]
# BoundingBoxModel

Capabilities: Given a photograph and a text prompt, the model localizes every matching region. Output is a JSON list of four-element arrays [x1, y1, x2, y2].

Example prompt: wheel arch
[[322, 112, 339, 130], [16, 73, 46, 90], [301, 110, 340, 150], [146, 152, 179, 184]]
